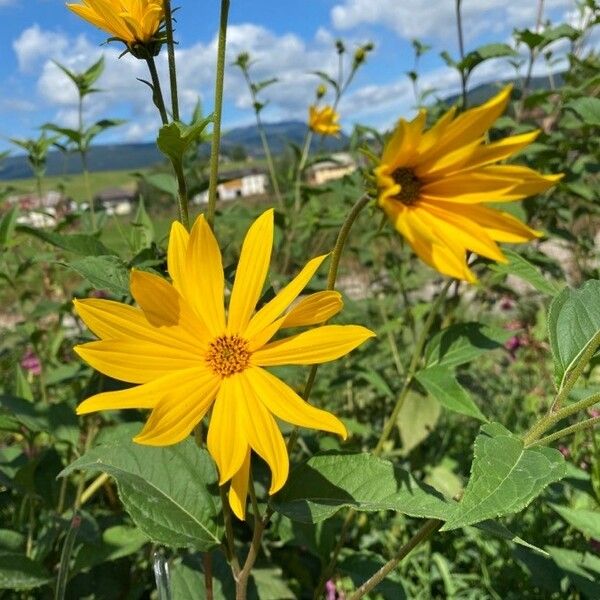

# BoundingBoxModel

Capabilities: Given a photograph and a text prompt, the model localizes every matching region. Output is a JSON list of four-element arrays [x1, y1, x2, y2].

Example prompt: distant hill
[[0, 120, 349, 180]]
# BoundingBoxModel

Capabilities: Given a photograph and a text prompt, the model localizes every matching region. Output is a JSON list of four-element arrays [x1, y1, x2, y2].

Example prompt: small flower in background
[[309, 106, 342, 136], [588, 407, 600, 418], [375, 85, 563, 282], [73, 209, 374, 520], [325, 579, 345, 600], [504, 335, 523, 359], [499, 296, 516, 311], [88, 289, 109, 299], [558, 445, 570, 459], [67, 0, 164, 54], [21, 349, 42, 376]]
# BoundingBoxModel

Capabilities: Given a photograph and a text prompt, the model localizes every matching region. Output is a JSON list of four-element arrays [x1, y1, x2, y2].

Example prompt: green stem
[[145, 56, 169, 126], [455, 0, 468, 109], [530, 416, 600, 447], [81, 154, 96, 232], [172, 160, 190, 229], [54, 514, 81, 600], [163, 0, 179, 121], [206, 0, 230, 229], [293, 131, 313, 213], [219, 486, 241, 576], [347, 519, 443, 600]]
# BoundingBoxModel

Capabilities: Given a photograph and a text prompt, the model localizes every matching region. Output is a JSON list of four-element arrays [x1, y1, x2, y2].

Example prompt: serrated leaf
[[490, 249, 561, 296], [66, 255, 130, 296], [416, 366, 487, 421], [459, 44, 516, 74], [548, 280, 600, 390], [271, 452, 453, 524], [425, 322, 511, 368], [16, 225, 116, 256], [130, 196, 154, 253], [442, 423, 566, 531], [157, 116, 212, 167], [550, 504, 600, 539], [0, 554, 51, 590], [565, 97, 600, 127], [60, 438, 222, 550]]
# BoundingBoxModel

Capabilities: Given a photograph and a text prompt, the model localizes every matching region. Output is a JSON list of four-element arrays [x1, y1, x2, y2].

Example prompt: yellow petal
[[167, 220, 190, 295], [186, 214, 226, 336], [227, 210, 274, 334], [134, 368, 220, 446], [76, 367, 206, 414], [281, 291, 343, 328], [464, 204, 542, 243], [243, 254, 328, 342], [416, 106, 457, 156], [237, 374, 289, 494], [415, 138, 482, 179], [74, 339, 199, 384], [244, 366, 347, 438], [207, 377, 248, 485], [387, 110, 427, 169], [252, 325, 375, 366], [228, 451, 251, 520], [421, 172, 518, 203]]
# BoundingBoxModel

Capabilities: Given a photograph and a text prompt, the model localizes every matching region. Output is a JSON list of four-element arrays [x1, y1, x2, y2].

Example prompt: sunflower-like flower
[[309, 105, 342, 136], [67, 0, 164, 50], [73, 210, 374, 519], [375, 85, 562, 282]]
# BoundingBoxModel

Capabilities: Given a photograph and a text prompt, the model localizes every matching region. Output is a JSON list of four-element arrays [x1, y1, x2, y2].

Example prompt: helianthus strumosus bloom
[[375, 85, 562, 282], [309, 105, 342, 136], [67, 0, 164, 49], [73, 210, 374, 519]]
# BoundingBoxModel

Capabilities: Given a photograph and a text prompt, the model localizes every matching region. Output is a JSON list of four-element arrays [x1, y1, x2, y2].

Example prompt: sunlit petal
[[228, 451, 251, 520]]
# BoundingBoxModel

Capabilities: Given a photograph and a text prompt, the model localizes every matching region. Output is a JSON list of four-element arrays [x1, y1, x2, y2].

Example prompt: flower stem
[[145, 55, 169, 125], [530, 416, 600, 447], [79, 472, 110, 507], [219, 485, 241, 576], [163, 0, 179, 121], [54, 514, 81, 600], [206, 0, 230, 229], [173, 160, 190, 229], [347, 519, 443, 600], [455, 0, 468, 109]]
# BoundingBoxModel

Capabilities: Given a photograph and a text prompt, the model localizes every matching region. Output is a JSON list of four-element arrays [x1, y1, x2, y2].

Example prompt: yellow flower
[[67, 0, 164, 48], [375, 85, 562, 282], [73, 210, 374, 519], [309, 105, 342, 136]]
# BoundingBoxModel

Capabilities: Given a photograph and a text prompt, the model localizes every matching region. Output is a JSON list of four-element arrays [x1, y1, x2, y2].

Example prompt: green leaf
[[16, 225, 116, 256], [60, 438, 222, 550], [157, 116, 213, 167], [0, 206, 18, 248], [425, 323, 512, 369], [397, 391, 441, 453], [271, 452, 454, 524], [66, 255, 130, 296], [565, 97, 600, 127], [458, 44, 517, 74], [550, 504, 600, 539], [490, 249, 561, 296], [416, 366, 487, 421], [140, 172, 178, 198], [130, 197, 154, 253], [0, 530, 25, 553], [0, 554, 51, 590], [548, 280, 600, 390], [547, 546, 600, 598], [252, 569, 295, 599], [442, 423, 566, 531]]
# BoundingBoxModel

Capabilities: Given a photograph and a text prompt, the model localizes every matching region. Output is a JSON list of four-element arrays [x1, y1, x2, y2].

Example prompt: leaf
[[442, 423, 566, 531], [0, 206, 18, 248], [130, 196, 154, 253], [550, 504, 600, 539], [0, 530, 25, 553], [140, 172, 178, 198], [416, 366, 487, 421], [60, 438, 222, 550], [547, 547, 600, 598], [339, 551, 407, 599], [66, 255, 130, 296], [252, 569, 295, 600], [425, 323, 511, 369], [397, 391, 441, 453], [16, 225, 116, 256], [458, 44, 517, 74], [170, 554, 235, 599], [548, 280, 600, 390], [271, 452, 454, 524], [490, 249, 561, 296], [0, 554, 51, 590], [157, 116, 213, 167], [565, 97, 600, 127]]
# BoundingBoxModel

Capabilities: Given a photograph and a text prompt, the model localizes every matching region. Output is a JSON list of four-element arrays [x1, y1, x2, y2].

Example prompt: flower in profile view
[[375, 85, 563, 282], [309, 105, 342, 136], [72, 209, 374, 519], [67, 0, 164, 50]]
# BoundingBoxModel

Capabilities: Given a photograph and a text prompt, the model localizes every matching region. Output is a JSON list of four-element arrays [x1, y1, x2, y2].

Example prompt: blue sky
[[0, 0, 589, 153]]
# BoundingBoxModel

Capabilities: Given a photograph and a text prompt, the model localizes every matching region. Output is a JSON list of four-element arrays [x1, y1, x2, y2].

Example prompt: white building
[[195, 169, 268, 204], [306, 152, 357, 186]]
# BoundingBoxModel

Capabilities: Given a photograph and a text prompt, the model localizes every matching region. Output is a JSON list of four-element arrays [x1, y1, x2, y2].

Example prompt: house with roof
[[194, 168, 268, 204]]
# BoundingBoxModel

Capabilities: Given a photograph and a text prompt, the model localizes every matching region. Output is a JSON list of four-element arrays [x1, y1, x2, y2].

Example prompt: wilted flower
[[73, 210, 374, 519], [375, 85, 562, 282], [309, 106, 341, 136]]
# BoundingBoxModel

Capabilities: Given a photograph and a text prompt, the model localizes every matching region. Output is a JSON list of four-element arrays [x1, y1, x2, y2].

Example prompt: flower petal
[[237, 373, 289, 494], [243, 254, 328, 342], [227, 209, 274, 334], [74, 339, 200, 384], [252, 325, 374, 366], [281, 291, 343, 328], [207, 377, 248, 485], [167, 220, 190, 295], [244, 366, 347, 438], [228, 450, 251, 520], [465, 204, 542, 243], [185, 214, 226, 336], [134, 367, 220, 446]]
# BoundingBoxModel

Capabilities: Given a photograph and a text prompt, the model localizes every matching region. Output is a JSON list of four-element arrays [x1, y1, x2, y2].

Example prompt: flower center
[[205, 335, 251, 377], [391, 168, 421, 205]]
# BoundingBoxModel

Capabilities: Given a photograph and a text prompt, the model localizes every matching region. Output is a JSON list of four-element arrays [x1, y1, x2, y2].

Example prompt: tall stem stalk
[[163, 0, 179, 121], [455, 0, 468, 109], [206, 0, 231, 229], [145, 56, 169, 125]]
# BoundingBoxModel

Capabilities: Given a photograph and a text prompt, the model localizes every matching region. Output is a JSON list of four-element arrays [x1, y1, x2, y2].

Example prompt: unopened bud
[[316, 84, 327, 99], [335, 39, 345, 54]]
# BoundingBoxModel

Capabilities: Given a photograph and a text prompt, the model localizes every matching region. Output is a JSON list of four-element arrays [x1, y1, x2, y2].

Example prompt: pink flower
[[558, 445, 570, 459], [588, 407, 600, 419], [20, 350, 41, 376]]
